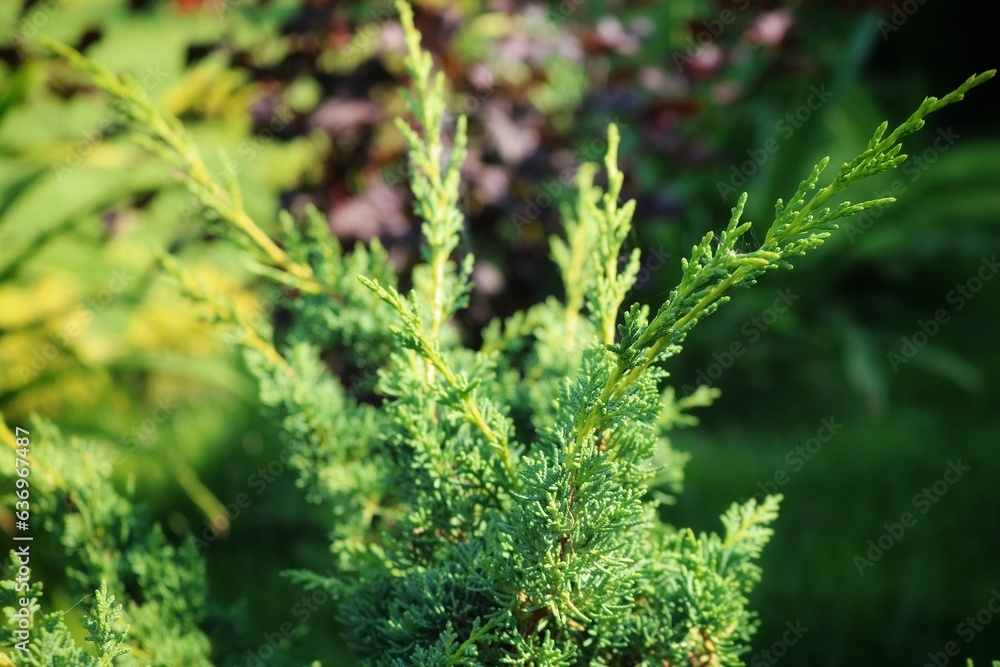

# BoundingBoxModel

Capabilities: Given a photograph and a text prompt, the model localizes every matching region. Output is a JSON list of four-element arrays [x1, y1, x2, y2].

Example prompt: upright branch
[[550, 164, 599, 342], [571, 69, 995, 452], [394, 0, 472, 383], [585, 125, 641, 346], [359, 2, 519, 491]]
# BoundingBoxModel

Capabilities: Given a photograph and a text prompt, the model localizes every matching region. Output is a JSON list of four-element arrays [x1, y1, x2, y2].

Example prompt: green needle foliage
[[5, 2, 993, 665], [0, 419, 213, 666]]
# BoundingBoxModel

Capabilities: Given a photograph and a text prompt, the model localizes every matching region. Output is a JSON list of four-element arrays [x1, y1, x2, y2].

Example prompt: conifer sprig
[[361, 2, 520, 492], [37, 37, 320, 293], [359, 275, 519, 490], [569, 69, 995, 452], [550, 164, 599, 341], [586, 125, 641, 346], [83, 583, 131, 667], [635, 70, 995, 374], [394, 0, 473, 363]]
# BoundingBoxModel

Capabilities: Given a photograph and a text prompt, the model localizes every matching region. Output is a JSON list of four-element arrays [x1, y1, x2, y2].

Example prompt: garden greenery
[[2, 2, 994, 665]]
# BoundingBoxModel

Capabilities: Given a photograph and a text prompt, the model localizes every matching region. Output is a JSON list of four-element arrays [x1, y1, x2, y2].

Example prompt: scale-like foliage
[[8, 2, 993, 665], [0, 419, 213, 666]]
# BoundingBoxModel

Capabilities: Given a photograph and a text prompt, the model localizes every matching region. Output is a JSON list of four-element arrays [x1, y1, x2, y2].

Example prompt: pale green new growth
[[586, 126, 641, 346], [36, 37, 319, 293], [575, 71, 995, 456], [17, 5, 994, 666], [83, 583, 130, 667], [357, 0, 520, 493], [394, 1, 473, 362]]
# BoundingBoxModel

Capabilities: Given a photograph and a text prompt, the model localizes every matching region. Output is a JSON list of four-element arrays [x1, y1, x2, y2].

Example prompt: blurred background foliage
[[1, 0, 997, 665]]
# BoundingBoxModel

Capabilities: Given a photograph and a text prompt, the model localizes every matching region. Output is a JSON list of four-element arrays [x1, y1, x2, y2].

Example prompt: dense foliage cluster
[[1, 1, 993, 665]]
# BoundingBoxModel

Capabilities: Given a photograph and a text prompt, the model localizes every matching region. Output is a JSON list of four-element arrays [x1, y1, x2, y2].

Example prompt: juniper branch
[[394, 0, 471, 383], [550, 164, 599, 341], [158, 252, 291, 373], [359, 276, 519, 490], [38, 37, 320, 294], [575, 70, 995, 447]]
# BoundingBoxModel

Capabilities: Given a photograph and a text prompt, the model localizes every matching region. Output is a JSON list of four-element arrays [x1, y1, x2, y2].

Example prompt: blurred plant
[[0, 0, 327, 520]]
